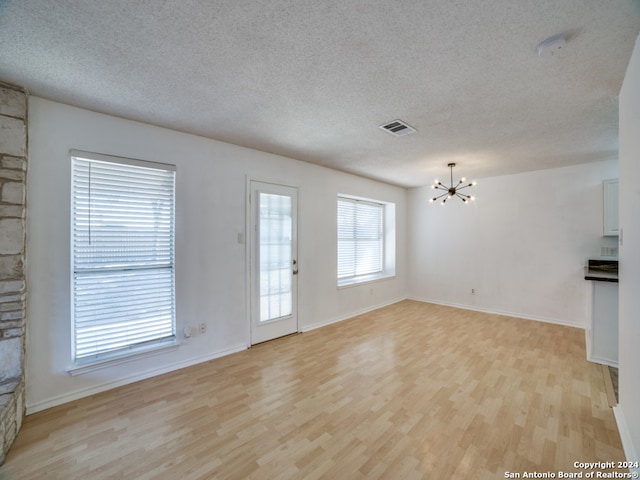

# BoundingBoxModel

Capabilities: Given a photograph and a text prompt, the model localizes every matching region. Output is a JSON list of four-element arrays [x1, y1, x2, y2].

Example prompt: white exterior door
[[249, 181, 298, 344]]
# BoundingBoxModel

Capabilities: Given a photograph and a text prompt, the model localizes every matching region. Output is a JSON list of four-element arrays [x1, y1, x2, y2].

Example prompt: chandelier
[[429, 163, 476, 205]]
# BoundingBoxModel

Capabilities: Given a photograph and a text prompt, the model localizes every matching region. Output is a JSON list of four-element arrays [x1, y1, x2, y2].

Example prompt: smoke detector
[[537, 34, 566, 57]]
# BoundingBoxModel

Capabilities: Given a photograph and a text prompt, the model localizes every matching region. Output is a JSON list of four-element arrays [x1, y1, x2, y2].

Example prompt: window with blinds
[[337, 196, 384, 285], [71, 151, 176, 363]]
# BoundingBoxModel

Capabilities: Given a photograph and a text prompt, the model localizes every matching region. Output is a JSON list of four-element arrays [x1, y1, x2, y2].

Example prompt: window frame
[[69, 150, 177, 371], [337, 194, 395, 287]]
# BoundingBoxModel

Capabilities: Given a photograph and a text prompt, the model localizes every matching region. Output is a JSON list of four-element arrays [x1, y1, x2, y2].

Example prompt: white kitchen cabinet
[[603, 178, 619, 236], [587, 281, 619, 367]]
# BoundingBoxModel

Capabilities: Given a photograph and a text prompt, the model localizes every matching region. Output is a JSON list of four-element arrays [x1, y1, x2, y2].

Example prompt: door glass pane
[[259, 192, 292, 322]]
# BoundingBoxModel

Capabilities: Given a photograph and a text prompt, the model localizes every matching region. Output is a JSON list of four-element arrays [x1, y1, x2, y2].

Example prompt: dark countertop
[[584, 259, 619, 283]]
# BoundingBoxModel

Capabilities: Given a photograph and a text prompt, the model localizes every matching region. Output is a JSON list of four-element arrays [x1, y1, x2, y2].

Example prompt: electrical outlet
[[199, 323, 207, 334], [471, 288, 476, 295]]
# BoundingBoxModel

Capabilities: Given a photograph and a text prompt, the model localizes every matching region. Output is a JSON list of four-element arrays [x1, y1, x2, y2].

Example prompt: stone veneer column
[[0, 83, 27, 465]]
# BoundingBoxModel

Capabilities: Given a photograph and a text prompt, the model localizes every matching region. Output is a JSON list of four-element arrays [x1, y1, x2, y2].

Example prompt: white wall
[[617, 33, 640, 466], [26, 98, 407, 413], [407, 161, 618, 327]]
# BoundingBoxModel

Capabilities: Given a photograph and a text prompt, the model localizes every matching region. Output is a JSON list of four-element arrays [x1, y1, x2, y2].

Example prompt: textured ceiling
[[1, 0, 639, 187]]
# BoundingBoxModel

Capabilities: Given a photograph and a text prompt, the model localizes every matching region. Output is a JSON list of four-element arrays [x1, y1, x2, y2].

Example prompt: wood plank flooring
[[602, 364, 618, 408], [0, 300, 626, 479]]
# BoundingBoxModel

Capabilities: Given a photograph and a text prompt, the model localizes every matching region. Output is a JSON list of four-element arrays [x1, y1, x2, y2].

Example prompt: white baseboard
[[407, 295, 585, 329], [300, 296, 406, 333], [613, 405, 640, 474], [26, 344, 247, 414], [587, 354, 619, 368]]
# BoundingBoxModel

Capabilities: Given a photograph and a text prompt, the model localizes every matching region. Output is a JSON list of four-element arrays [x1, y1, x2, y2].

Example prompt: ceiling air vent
[[379, 119, 416, 137]]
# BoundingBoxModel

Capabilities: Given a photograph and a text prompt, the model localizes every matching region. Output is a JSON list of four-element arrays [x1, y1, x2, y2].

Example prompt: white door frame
[[246, 178, 299, 345]]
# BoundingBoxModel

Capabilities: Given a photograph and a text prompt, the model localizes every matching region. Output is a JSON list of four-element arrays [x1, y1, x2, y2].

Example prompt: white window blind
[[71, 152, 176, 363], [337, 197, 384, 283]]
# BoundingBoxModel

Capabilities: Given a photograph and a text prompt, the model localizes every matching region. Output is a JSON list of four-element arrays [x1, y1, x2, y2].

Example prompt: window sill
[[338, 273, 396, 289], [67, 340, 179, 376]]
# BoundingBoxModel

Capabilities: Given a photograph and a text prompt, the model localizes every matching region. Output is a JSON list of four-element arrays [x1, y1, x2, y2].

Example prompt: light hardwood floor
[[0, 300, 626, 479]]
